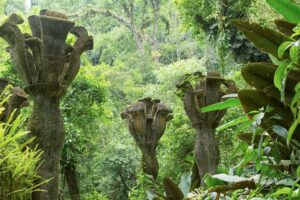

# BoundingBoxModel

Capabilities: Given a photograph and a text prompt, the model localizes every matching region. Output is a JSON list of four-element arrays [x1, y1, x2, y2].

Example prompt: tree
[[68, 0, 170, 60], [60, 66, 106, 200], [175, 0, 269, 73]]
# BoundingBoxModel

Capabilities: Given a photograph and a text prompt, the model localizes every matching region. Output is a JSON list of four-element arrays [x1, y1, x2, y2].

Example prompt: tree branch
[[68, 7, 144, 51], [69, 8, 133, 30]]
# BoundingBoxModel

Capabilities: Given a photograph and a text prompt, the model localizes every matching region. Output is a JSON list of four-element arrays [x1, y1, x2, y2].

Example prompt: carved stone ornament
[[0, 10, 93, 200], [177, 71, 237, 185], [0, 78, 28, 122], [121, 97, 173, 178]]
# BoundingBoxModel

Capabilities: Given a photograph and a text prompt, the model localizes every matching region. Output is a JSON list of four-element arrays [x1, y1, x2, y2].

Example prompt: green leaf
[[267, 0, 300, 23], [232, 20, 290, 58], [216, 115, 249, 132], [291, 90, 300, 116], [271, 187, 291, 197], [296, 165, 300, 178], [288, 116, 300, 144], [241, 146, 257, 165], [272, 141, 282, 164], [295, 82, 300, 91], [204, 174, 225, 188], [278, 41, 292, 58], [201, 98, 240, 113], [289, 44, 299, 59], [272, 125, 288, 139], [269, 54, 281, 65], [274, 61, 289, 91]]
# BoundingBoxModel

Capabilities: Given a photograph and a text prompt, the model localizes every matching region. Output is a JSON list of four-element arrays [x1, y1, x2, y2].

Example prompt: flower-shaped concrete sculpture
[[0, 10, 93, 199], [121, 98, 173, 179], [177, 71, 237, 185], [0, 78, 28, 122]]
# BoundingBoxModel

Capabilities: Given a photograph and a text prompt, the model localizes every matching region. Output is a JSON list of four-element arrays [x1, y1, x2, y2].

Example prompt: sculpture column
[[121, 98, 172, 179], [0, 10, 93, 200], [177, 72, 237, 184], [0, 78, 28, 122]]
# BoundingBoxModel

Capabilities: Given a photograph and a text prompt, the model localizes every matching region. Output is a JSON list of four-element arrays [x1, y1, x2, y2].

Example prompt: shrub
[[0, 90, 45, 199]]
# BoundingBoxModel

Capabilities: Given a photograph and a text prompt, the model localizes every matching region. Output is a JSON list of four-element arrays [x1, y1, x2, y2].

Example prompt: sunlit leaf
[[216, 115, 249, 132], [278, 41, 292, 58], [274, 61, 289, 91], [201, 98, 240, 113], [267, 0, 300, 23], [297, 166, 300, 178], [288, 116, 300, 144], [289, 44, 299, 59], [212, 174, 251, 183], [204, 174, 225, 188], [271, 187, 291, 197], [291, 90, 300, 116]]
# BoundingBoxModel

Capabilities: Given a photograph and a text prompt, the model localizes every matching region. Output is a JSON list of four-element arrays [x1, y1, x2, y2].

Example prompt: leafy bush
[[82, 191, 108, 200], [0, 94, 44, 199], [183, 0, 300, 199], [128, 171, 155, 200]]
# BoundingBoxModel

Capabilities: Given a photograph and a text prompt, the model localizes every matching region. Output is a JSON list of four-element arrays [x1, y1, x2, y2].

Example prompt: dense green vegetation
[[1, 0, 300, 199]]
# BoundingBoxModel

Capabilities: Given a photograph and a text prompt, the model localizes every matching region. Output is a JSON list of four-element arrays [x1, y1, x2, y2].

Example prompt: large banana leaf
[[232, 20, 290, 59], [240, 62, 299, 104], [267, 0, 300, 23], [275, 20, 296, 36], [238, 89, 300, 140]]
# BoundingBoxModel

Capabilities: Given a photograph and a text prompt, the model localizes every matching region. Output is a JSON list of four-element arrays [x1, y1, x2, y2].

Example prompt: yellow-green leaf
[[267, 0, 300, 23], [201, 98, 240, 113], [278, 41, 292, 59], [274, 61, 289, 91]]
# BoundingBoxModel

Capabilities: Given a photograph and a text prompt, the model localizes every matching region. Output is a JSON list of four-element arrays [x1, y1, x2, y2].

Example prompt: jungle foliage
[[0, 0, 300, 200]]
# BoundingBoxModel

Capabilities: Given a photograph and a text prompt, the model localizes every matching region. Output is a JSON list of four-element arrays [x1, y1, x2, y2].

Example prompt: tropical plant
[[183, 0, 300, 199], [0, 88, 46, 199]]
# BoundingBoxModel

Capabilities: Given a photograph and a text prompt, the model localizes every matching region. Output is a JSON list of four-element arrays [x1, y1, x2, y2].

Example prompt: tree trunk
[[30, 94, 64, 200], [65, 162, 80, 200], [194, 123, 220, 184], [150, 0, 160, 51]]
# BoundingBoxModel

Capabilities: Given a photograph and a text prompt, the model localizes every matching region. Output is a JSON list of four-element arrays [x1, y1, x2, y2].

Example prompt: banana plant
[[230, 0, 300, 160]]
